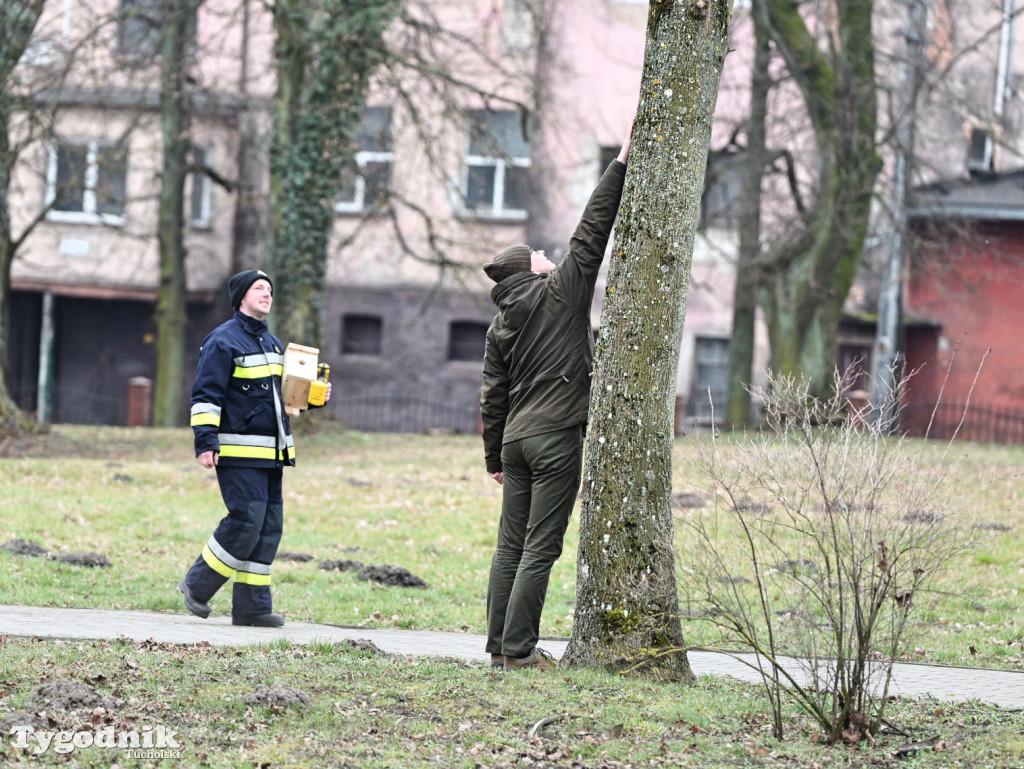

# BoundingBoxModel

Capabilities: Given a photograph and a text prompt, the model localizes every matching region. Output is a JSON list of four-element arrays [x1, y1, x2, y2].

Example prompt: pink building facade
[[6, 0, 762, 430]]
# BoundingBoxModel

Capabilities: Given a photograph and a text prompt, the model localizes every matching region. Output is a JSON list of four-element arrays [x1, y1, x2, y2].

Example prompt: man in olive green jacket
[[480, 124, 632, 671]]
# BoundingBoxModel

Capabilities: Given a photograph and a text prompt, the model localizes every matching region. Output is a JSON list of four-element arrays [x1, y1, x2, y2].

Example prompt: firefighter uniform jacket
[[189, 311, 295, 467]]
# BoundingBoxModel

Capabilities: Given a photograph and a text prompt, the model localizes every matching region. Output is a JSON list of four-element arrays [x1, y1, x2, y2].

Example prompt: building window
[[689, 337, 730, 419], [189, 145, 212, 229], [117, 0, 196, 58], [118, 0, 160, 56], [448, 321, 489, 362], [501, 0, 533, 52], [46, 140, 128, 225], [837, 343, 872, 393], [700, 151, 744, 230], [341, 314, 383, 356], [335, 108, 393, 214], [967, 127, 994, 174], [462, 110, 530, 220]]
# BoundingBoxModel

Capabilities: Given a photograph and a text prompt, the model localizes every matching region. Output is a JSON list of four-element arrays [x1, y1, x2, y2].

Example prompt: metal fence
[[902, 402, 1024, 444], [333, 395, 479, 435], [30, 386, 478, 434], [50, 385, 126, 426]]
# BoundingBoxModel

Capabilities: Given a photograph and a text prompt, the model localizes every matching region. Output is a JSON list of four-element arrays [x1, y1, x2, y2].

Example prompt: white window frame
[[500, 0, 533, 52], [460, 111, 530, 222], [117, 0, 197, 58], [334, 148, 394, 214], [967, 127, 995, 173], [45, 140, 127, 227], [189, 145, 213, 229], [334, 108, 394, 215]]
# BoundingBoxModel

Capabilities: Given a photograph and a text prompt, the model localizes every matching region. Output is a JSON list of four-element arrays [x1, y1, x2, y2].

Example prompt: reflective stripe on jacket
[[190, 311, 295, 468]]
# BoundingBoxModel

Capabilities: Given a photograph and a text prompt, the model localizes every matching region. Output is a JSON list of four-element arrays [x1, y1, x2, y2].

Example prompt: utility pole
[[870, 0, 930, 430]]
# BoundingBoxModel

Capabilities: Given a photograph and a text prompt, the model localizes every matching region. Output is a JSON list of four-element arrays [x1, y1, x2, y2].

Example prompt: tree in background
[[562, 0, 733, 680], [758, 0, 880, 399], [152, 0, 202, 427], [723, 0, 881, 413], [725, 8, 771, 429], [0, 1, 49, 436], [266, 0, 397, 348], [266, 0, 540, 347]]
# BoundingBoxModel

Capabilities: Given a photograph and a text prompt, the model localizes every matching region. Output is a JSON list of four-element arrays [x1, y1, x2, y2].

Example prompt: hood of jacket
[[490, 272, 546, 330]]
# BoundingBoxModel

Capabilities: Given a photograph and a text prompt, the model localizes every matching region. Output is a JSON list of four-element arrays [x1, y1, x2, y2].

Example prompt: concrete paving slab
[[2, 605, 1021, 709]]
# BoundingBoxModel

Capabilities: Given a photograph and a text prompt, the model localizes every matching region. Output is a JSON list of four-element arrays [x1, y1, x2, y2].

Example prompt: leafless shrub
[[678, 369, 971, 742]]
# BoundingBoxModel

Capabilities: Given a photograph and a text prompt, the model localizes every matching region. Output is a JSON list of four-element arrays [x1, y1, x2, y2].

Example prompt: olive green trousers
[[485, 424, 584, 659]]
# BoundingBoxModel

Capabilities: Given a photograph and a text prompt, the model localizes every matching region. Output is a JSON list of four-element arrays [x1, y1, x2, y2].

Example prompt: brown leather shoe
[[503, 648, 557, 671], [490, 653, 505, 669]]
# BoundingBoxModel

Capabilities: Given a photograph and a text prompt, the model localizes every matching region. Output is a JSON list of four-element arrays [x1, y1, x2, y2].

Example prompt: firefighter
[[178, 269, 331, 627]]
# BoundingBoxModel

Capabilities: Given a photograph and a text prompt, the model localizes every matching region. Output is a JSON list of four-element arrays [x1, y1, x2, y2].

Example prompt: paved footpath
[[2, 605, 1022, 710]]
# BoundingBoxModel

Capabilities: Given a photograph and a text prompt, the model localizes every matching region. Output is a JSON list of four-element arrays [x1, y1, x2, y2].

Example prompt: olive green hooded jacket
[[480, 160, 627, 473]]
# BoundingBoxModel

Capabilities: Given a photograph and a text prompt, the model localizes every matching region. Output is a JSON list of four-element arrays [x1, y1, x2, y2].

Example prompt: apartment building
[[9, 0, 1017, 436], [6, 0, 762, 432]]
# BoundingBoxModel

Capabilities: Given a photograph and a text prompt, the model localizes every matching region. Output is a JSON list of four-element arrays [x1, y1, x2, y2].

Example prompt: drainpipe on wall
[[870, 0, 931, 431], [995, 0, 1015, 119]]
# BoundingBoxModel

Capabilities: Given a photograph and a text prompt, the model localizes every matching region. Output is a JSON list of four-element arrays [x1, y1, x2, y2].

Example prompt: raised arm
[[552, 117, 634, 308]]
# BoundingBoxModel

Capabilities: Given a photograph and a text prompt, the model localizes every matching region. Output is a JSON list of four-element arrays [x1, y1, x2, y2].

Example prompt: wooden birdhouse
[[281, 343, 319, 416]]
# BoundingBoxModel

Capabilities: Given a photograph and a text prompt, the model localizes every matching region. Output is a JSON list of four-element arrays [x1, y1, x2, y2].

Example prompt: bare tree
[[725, 10, 771, 429], [153, 0, 203, 427], [752, 0, 882, 401], [265, 0, 398, 348], [562, 0, 734, 680], [0, 0, 48, 435], [682, 369, 968, 740], [723, 1, 1014, 417], [266, 0, 549, 345]]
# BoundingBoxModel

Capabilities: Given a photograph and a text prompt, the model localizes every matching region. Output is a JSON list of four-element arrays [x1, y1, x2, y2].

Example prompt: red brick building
[[903, 172, 1024, 442]]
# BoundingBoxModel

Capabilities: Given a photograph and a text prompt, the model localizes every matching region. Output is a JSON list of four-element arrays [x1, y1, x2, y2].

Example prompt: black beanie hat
[[229, 269, 273, 310], [483, 244, 532, 283]]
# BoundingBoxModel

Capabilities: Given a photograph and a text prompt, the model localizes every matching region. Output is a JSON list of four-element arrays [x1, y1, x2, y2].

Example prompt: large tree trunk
[[152, 0, 194, 427], [266, 1, 396, 348], [562, 0, 733, 681], [756, 0, 881, 398], [0, 0, 47, 437]]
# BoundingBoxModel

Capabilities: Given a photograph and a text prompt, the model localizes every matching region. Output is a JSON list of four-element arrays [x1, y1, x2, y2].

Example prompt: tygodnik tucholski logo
[[8, 723, 182, 758]]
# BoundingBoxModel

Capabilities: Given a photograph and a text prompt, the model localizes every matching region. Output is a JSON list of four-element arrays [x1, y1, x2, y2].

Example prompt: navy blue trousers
[[183, 465, 284, 616]]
